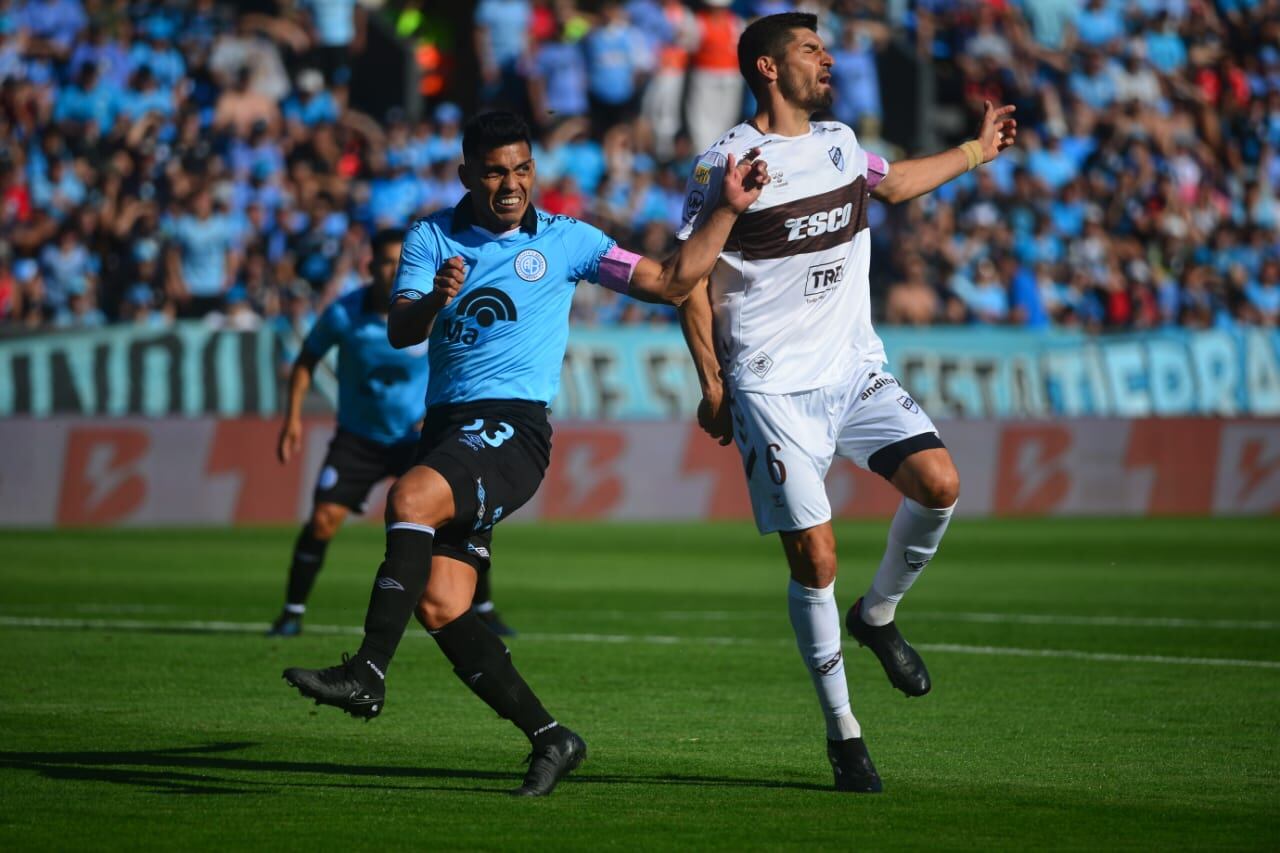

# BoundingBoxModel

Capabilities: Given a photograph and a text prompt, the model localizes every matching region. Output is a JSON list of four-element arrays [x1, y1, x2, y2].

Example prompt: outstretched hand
[[978, 100, 1017, 163], [721, 148, 771, 214]]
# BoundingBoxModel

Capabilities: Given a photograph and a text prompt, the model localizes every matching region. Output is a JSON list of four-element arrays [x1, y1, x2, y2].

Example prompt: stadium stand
[[0, 0, 1276, 333]]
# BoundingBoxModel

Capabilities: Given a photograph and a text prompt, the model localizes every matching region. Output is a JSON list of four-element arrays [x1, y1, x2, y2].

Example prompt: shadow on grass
[[0, 742, 831, 796]]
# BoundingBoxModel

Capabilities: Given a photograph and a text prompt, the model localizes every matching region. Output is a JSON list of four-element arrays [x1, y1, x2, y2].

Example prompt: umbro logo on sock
[[532, 721, 560, 738], [376, 577, 405, 592], [815, 651, 843, 675], [365, 660, 386, 681]]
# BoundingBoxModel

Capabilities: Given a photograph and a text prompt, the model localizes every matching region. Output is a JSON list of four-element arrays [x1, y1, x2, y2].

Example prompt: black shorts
[[411, 399, 552, 572], [314, 429, 417, 513]]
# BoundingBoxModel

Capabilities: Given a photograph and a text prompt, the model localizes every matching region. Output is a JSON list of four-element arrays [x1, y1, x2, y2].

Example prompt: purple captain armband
[[598, 245, 643, 293], [866, 152, 889, 189]]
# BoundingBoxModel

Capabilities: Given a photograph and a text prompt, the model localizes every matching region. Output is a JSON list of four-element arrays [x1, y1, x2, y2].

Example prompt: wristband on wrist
[[960, 140, 984, 171]]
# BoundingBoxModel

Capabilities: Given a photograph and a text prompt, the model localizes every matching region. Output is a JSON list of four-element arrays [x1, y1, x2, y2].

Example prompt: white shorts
[[731, 363, 942, 534]]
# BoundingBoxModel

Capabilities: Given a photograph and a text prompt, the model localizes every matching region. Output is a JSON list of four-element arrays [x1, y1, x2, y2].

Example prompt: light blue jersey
[[394, 197, 616, 408], [303, 286, 429, 445]]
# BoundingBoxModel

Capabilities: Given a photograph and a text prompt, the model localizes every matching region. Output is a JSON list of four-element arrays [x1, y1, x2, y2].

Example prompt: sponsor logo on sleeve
[[684, 190, 705, 222], [858, 374, 899, 401]]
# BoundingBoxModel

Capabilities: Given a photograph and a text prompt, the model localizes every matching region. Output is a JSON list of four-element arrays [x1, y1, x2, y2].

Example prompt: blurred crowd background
[[0, 0, 1276, 338]]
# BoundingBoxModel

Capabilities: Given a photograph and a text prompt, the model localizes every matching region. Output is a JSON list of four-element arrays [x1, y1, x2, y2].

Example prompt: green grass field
[[1, 518, 1278, 850]]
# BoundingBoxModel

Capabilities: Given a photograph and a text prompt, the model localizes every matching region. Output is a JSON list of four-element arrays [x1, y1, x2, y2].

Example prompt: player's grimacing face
[[776, 29, 834, 112], [461, 142, 536, 232]]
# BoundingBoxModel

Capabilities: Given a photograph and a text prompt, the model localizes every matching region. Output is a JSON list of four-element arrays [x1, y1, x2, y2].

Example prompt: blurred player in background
[[268, 228, 515, 638], [677, 13, 1017, 792], [284, 111, 769, 796]]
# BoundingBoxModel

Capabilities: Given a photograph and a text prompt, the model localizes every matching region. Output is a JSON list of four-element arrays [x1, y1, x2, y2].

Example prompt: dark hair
[[462, 111, 532, 161], [737, 13, 818, 97], [371, 227, 406, 255]]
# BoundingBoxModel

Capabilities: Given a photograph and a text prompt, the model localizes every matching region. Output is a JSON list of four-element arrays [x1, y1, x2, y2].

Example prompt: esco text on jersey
[[785, 203, 853, 241]]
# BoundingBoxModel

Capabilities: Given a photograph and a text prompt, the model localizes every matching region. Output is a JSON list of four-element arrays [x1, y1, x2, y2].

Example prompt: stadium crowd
[[0, 0, 1276, 335]]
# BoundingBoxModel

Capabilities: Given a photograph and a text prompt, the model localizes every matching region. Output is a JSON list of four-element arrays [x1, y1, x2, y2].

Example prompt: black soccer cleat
[[266, 611, 303, 638], [283, 653, 385, 720], [827, 737, 883, 793], [475, 607, 517, 637], [846, 597, 932, 697], [509, 727, 587, 797]]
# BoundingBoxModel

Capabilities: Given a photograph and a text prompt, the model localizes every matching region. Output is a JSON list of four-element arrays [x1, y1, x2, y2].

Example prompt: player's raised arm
[[871, 101, 1017, 205], [626, 149, 771, 305]]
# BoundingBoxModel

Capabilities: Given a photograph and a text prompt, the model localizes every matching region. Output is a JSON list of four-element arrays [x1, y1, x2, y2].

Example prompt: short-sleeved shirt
[[676, 120, 890, 395], [393, 196, 616, 409], [302, 286, 429, 445], [166, 214, 236, 296], [300, 0, 357, 48]]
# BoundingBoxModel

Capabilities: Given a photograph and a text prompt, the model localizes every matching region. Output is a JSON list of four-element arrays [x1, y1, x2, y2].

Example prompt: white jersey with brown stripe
[[694, 120, 886, 395]]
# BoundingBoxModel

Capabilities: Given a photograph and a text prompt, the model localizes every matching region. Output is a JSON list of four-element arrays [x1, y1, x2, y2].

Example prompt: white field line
[[543, 610, 1280, 631], [3, 606, 1275, 631], [1, 616, 1278, 670]]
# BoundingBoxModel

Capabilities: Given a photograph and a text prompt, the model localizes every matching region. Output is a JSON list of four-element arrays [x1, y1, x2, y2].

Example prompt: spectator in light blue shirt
[[53, 62, 117, 128], [424, 103, 463, 165], [1069, 51, 1117, 110], [584, 3, 647, 110], [953, 259, 1011, 324], [283, 68, 340, 127], [1144, 15, 1186, 74], [527, 21, 589, 125], [475, 0, 531, 104], [301, 0, 357, 48], [1074, 0, 1125, 48], [165, 189, 238, 308], [116, 66, 173, 121], [18, 0, 86, 52], [128, 30, 185, 90], [831, 22, 882, 126], [68, 23, 129, 87], [39, 224, 96, 312], [1028, 134, 1078, 191], [1245, 260, 1280, 323]]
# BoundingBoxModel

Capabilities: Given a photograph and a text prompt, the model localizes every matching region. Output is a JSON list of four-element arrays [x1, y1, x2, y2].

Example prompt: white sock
[[861, 498, 955, 627], [787, 579, 861, 741]]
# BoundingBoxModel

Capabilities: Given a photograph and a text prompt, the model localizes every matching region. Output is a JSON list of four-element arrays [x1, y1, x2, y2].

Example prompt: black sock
[[472, 567, 493, 609], [430, 610, 556, 745], [284, 524, 329, 608], [356, 525, 434, 680]]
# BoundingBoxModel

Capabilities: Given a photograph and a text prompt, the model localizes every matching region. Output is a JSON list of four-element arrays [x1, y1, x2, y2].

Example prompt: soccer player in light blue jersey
[[285, 110, 770, 796], [268, 230, 428, 635]]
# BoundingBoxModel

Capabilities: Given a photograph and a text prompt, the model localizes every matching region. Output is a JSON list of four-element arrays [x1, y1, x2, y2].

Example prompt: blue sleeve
[[302, 301, 346, 359], [392, 221, 440, 301], [562, 220, 617, 284]]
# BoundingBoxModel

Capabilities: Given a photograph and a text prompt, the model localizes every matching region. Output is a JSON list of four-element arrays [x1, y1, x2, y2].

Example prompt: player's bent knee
[[920, 466, 960, 509], [386, 467, 454, 528], [309, 504, 346, 541]]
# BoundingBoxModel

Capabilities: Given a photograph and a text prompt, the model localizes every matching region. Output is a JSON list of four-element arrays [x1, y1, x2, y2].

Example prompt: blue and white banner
[[1, 324, 1277, 420]]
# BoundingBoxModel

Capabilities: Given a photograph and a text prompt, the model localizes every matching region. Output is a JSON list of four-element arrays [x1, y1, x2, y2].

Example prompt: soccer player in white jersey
[[676, 12, 1016, 792]]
